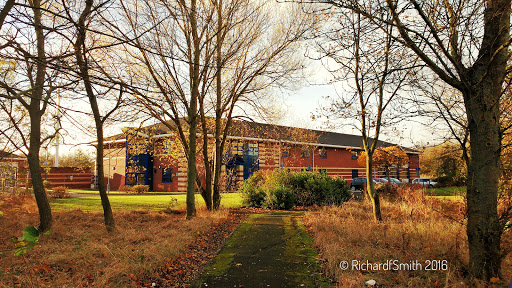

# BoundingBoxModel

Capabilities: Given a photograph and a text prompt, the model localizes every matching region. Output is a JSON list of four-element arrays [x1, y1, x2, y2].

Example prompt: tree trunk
[[212, 138, 222, 209], [186, 118, 198, 219], [465, 89, 502, 279], [28, 112, 52, 232], [200, 148, 213, 210], [27, 0, 52, 233], [74, 0, 115, 232], [186, 0, 200, 219], [463, 0, 510, 280], [212, 0, 223, 210], [365, 156, 382, 222], [94, 123, 115, 232], [197, 115, 211, 210], [199, 185, 213, 210]]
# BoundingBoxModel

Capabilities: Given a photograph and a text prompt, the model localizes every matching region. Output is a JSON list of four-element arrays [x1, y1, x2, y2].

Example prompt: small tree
[[312, 7, 414, 222], [59, 149, 94, 170], [421, 142, 466, 186], [358, 146, 408, 182]]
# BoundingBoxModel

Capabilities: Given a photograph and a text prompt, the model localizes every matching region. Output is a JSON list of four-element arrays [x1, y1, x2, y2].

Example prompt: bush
[[43, 180, 52, 189], [240, 181, 266, 208], [22, 188, 33, 196], [263, 185, 296, 210], [290, 171, 351, 206], [47, 186, 70, 198], [397, 185, 425, 204], [118, 185, 133, 192], [432, 175, 466, 187], [376, 183, 400, 200], [132, 185, 149, 194], [325, 177, 352, 204], [240, 169, 351, 209]]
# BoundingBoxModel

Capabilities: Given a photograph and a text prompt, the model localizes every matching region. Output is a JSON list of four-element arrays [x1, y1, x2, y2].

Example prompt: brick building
[[100, 120, 420, 192], [0, 151, 28, 189]]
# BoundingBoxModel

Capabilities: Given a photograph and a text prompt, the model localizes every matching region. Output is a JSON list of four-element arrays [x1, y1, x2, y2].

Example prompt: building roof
[[0, 150, 26, 161], [105, 118, 418, 153]]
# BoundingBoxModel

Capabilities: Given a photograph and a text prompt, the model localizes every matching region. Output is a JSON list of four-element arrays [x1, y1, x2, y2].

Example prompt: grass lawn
[[68, 189, 176, 195], [429, 195, 465, 201], [51, 192, 244, 211], [426, 186, 466, 196]]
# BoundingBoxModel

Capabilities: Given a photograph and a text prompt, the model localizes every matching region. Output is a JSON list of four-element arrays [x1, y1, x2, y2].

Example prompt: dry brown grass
[[303, 188, 512, 288], [0, 194, 231, 287]]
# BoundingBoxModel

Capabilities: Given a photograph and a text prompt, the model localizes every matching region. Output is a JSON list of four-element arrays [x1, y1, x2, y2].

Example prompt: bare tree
[[62, 0, 123, 232], [114, 0, 216, 219], [0, 0, 68, 232], [312, 9, 414, 221], [0, 0, 14, 30], [316, 0, 511, 280], [200, 0, 310, 209]]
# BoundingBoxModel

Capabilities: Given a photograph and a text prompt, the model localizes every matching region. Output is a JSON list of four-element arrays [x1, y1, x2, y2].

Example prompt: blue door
[[125, 136, 154, 191], [243, 143, 259, 179]]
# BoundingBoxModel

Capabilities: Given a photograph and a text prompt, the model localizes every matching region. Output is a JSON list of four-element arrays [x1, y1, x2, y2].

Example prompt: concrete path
[[192, 211, 331, 288]]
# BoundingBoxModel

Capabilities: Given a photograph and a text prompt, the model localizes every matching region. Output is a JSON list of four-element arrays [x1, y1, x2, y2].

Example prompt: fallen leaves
[[136, 210, 247, 287], [39, 264, 51, 272], [0, 196, 246, 288], [490, 277, 500, 283]]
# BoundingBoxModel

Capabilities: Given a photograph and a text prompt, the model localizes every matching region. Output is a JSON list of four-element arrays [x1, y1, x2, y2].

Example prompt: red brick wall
[[104, 138, 421, 191], [277, 146, 363, 180], [36, 167, 93, 189], [153, 155, 179, 192]]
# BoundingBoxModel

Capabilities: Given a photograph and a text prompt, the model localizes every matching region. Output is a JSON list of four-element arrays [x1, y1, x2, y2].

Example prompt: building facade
[[101, 121, 421, 192]]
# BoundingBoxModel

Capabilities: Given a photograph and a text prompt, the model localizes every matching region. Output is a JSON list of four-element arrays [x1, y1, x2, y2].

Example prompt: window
[[301, 149, 310, 158], [281, 146, 290, 157], [244, 143, 258, 156], [162, 168, 173, 183], [126, 174, 136, 186], [162, 139, 173, 154], [352, 169, 359, 179], [319, 147, 327, 159], [351, 150, 358, 160], [231, 141, 244, 155], [126, 173, 145, 186]]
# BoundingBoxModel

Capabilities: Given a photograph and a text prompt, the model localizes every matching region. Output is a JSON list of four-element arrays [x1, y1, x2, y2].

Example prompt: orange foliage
[[357, 146, 408, 168]]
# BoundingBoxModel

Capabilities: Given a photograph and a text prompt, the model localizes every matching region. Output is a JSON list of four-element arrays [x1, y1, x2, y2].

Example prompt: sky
[[277, 60, 441, 149], [281, 83, 437, 148], [50, 61, 441, 159]]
